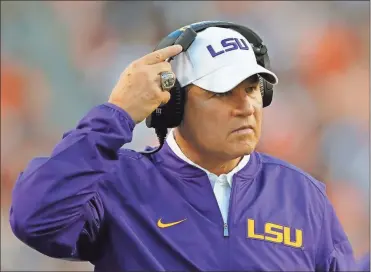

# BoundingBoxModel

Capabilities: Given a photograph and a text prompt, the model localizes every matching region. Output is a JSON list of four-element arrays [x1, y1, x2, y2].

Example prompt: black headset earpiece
[[141, 21, 274, 154], [258, 47, 274, 107], [142, 27, 197, 154]]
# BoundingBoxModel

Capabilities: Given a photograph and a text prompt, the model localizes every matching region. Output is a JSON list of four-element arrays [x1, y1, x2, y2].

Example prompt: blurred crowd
[[1, 1, 369, 270]]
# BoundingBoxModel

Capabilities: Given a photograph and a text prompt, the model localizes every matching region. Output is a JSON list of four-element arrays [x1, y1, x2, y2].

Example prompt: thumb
[[160, 91, 171, 105]]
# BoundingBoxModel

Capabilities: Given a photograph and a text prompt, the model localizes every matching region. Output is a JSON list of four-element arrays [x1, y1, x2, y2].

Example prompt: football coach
[[9, 21, 357, 271]]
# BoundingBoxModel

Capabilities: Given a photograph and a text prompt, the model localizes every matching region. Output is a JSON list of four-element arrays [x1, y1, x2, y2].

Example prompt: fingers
[[151, 61, 172, 74], [149, 61, 176, 89], [139, 45, 183, 65], [159, 90, 171, 105]]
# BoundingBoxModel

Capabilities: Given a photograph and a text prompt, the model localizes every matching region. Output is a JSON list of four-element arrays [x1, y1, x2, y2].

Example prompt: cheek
[[255, 109, 263, 132], [185, 102, 228, 140], [197, 111, 226, 135]]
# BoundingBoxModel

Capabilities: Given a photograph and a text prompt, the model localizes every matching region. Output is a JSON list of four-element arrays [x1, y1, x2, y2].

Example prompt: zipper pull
[[223, 223, 229, 237]]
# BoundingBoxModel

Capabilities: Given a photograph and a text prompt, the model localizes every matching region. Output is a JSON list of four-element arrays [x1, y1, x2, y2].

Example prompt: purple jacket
[[10, 103, 356, 271], [357, 254, 370, 271]]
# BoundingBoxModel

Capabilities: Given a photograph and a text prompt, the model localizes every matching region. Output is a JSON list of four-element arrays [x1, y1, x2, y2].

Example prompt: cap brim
[[191, 64, 278, 93]]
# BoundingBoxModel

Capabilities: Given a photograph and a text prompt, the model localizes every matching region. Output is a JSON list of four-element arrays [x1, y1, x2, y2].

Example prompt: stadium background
[[1, 1, 369, 270]]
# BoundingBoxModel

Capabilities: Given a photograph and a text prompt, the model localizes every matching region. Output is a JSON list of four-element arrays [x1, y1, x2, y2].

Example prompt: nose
[[231, 89, 255, 117]]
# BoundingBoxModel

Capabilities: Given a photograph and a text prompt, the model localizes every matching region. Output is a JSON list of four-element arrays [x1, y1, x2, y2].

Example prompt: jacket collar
[[166, 128, 250, 186]]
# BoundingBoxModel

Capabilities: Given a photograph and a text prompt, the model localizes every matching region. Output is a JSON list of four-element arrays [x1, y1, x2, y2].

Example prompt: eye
[[214, 91, 232, 97], [245, 86, 258, 93]]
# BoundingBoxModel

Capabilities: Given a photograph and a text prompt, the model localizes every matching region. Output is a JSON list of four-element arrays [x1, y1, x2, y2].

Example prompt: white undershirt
[[166, 128, 250, 223]]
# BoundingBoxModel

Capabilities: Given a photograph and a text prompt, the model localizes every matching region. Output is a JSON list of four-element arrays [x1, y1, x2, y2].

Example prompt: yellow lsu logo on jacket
[[247, 219, 303, 248]]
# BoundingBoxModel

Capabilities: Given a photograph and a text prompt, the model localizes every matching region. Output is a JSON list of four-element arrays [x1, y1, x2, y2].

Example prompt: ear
[[184, 84, 192, 93], [183, 85, 190, 105]]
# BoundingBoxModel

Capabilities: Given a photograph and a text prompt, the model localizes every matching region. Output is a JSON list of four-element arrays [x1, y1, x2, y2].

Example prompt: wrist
[[107, 100, 140, 124], [102, 103, 137, 128]]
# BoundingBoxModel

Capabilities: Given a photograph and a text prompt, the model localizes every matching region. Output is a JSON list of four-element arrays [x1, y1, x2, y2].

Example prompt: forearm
[[10, 103, 135, 260]]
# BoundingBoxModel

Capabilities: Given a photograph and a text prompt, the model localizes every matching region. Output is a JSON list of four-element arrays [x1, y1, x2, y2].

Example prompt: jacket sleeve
[[9, 103, 136, 261], [315, 196, 357, 271], [357, 254, 370, 272]]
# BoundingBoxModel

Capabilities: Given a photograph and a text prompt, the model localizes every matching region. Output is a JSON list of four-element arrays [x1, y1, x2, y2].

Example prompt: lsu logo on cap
[[206, 37, 250, 58]]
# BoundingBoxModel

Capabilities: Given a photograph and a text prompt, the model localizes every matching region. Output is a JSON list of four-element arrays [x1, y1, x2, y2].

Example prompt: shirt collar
[[166, 128, 250, 187]]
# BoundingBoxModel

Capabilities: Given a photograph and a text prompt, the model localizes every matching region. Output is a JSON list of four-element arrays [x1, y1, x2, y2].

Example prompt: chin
[[226, 142, 256, 158], [227, 134, 259, 152]]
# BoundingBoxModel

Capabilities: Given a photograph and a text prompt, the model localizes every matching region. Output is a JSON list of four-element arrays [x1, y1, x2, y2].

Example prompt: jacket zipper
[[225, 175, 237, 271], [223, 222, 229, 236], [203, 174, 227, 236], [224, 176, 236, 237]]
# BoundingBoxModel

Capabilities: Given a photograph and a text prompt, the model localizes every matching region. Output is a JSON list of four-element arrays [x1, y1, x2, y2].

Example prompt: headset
[[141, 21, 275, 155]]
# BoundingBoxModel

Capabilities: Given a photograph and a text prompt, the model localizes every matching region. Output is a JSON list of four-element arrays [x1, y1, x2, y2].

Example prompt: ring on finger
[[160, 71, 176, 91]]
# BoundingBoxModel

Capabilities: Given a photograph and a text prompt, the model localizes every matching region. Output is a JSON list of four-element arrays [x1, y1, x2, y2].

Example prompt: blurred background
[[1, 1, 369, 270]]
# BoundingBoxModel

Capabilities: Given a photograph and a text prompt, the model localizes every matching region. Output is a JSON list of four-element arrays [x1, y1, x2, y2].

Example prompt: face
[[179, 74, 263, 160]]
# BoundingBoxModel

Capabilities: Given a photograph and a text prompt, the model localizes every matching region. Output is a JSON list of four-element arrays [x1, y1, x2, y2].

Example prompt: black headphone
[[142, 21, 274, 154]]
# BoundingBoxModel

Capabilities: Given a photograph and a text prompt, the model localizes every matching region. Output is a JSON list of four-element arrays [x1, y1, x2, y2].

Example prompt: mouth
[[231, 125, 254, 134]]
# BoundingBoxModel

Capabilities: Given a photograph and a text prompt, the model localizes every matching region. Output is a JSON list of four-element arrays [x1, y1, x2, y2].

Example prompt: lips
[[231, 125, 254, 133]]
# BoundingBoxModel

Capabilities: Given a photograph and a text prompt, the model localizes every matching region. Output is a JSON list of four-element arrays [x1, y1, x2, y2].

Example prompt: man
[[10, 25, 356, 271]]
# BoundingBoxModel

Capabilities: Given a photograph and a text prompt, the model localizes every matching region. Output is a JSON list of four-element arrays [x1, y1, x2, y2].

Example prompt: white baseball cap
[[171, 27, 278, 93]]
